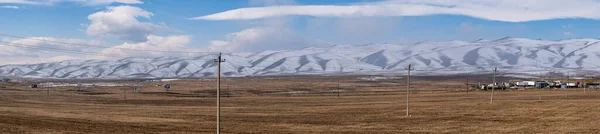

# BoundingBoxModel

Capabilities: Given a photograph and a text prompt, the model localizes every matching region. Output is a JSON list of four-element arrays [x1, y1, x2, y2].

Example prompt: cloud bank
[[208, 26, 328, 52], [192, 0, 600, 22], [206, 0, 330, 53], [0, 37, 104, 64], [99, 35, 202, 57], [0, 5, 19, 9], [0, 0, 142, 5], [86, 5, 170, 42]]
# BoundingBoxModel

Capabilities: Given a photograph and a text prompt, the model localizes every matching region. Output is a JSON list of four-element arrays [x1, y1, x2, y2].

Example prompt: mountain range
[[2, 37, 600, 79]]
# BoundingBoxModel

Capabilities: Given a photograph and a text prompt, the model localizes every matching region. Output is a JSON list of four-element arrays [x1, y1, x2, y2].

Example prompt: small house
[[535, 82, 549, 88], [566, 83, 578, 88], [517, 81, 535, 87]]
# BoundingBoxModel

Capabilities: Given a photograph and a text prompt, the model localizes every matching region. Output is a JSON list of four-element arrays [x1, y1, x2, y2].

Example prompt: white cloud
[[29, 55, 80, 64], [0, 0, 38, 5], [249, 0, 297, 6], [73, 0, 143, 5], [86, 5, 170, 42], [206, 0, 329, 53], [99, 35, 204, 57], [0, 37, 8, 42], [0, 0, 142, 5], [0, 37, 104, 64], [192, 0, 600, 22], [208, 26, 329, 52], [0, 55, 81, 65], [306, 16, 400, 43], [564, 32, 574, 36], [0, 34, 206, 64], [457, 22, 484, 36], [7, 37, 102, 52], [0, 5, 19, 9], [0, 42, 33, 57]]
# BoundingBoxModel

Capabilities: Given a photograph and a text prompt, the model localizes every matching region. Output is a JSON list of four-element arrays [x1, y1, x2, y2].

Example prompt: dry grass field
[[1, 75, 600, 133]]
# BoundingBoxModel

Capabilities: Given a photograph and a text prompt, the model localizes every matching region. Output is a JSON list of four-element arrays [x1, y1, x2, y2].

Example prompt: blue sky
[[0, 0, 600, 64]]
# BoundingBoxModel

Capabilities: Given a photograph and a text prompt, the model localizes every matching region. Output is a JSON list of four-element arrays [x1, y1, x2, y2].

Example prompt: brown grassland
[[0, 75, 599, 133]]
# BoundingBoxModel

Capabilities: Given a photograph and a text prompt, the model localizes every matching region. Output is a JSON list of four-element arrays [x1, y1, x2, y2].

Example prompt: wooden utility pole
[[46, 80, 49, 95], [567, 73, 570, 87], [584, 76, 587, 93], [491, 67, 497, 104], [124, 87, 127, 100], [406, 64, 414, 117], [337, 80, 340, 97], [227, 79, 230, 98], [466, 78, 469, 95], [538, 88, 542, 101], [214, 53, 226, 134]]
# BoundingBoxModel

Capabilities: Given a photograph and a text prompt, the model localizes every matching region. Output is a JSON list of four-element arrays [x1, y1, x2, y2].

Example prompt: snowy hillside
[[2, 37, 600, 79]]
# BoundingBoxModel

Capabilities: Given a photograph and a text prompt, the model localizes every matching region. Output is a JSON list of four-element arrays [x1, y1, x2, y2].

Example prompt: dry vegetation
[[1, 75, 600, 133]]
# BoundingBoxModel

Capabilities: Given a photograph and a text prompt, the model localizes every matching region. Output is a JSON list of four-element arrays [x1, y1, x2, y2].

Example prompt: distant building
[[516, 81, 535, 87]]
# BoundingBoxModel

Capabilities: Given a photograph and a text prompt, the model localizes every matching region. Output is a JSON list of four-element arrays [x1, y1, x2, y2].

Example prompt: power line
[[0, 41, 124, 57], [0, 41, 126, 58], [491, 67, 497, 104], [0, 33, 216, 54]]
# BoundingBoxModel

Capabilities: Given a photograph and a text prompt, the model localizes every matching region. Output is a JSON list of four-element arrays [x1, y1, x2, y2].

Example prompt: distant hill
[[2, 37, 600, 79]]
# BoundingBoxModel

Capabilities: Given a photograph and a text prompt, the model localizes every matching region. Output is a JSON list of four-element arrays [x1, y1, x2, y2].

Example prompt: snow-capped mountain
[[2, 37, 600, 79]]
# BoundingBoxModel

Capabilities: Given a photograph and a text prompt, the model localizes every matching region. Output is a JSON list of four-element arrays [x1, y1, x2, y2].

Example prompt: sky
[[1, 0, 600, 64]]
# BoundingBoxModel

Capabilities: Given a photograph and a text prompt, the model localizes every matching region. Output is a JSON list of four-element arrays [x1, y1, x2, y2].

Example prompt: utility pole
[[491, 67, 497, 104], [577, 75, 586, 93], [214, 53, 226, 134], [567, 72, 570, 88], [124, 87, 127, 100], [337, 80, 340, 97], [226, 79, 230, 98], [538, 87, 542, 101], [47, 84, 49, 95], [466, 78, 469, 95], [406, 64, 414, 117]]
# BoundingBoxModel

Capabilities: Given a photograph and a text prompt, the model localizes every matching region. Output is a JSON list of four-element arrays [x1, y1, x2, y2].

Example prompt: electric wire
[[0, 41, 126, 58], [0, 33, 217, 54]]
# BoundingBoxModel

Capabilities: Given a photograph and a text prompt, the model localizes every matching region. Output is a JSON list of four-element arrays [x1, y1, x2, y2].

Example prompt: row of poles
[[404, 66, 499, 116], [212, 51, 505, 133], [211, 59, 494, 132], [212, 54, 414, 133], [151, 51, 590, 133]]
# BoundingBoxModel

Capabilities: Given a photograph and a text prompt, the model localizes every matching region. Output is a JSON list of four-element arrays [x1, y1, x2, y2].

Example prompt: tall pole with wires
[[491, 67, 497, 104], [584, 75, 587, 93], [466, 78, 469, 95], [46, 80, 49, 95], [406, 64, 414, 117], [214, 53, 226, 134], [337, 80, 340, 97]]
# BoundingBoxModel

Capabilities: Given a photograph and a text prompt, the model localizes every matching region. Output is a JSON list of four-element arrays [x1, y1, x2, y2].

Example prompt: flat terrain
[[1, 75, 600, 133]]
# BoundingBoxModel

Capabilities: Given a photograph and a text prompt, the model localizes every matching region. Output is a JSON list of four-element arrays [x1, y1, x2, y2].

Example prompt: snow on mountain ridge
[[2, 37, 600, 79]]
